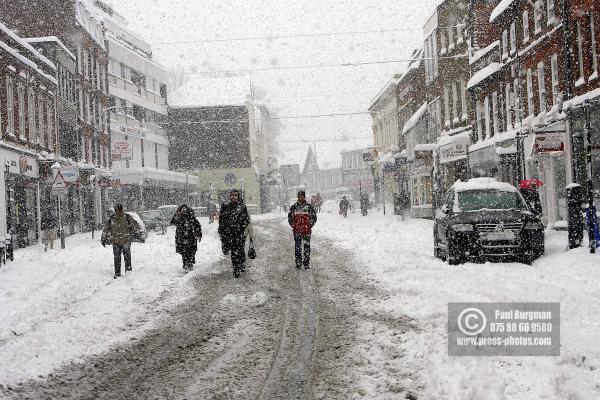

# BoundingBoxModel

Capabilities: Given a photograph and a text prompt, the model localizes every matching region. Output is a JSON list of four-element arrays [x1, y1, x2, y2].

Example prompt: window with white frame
[[551, 54, 559, 105], [527, 68, 534, 116], [577, 21, 584, 84], [534, 1, 543, 33], [17, 82, 25, 139], [537, 61, 547, 112], [6, 76, 15, 135], [505, 83, 512, 128], [510, 22, 517, 54], [444, 86, 451, 126], [502, 29, 509, 59], [547, 0, 555, 24], [448, 26, 454, 50], [476, 99, 483, 141], [440, 29, 447, 54], [78, 88, 84, 119], [523, 11, 530, 42], [47, 101, 54, 149], [591, 14, 598, 79], [461, 78, 468, 119], [492, 91, 499, 137], [513, 77, 521, 123], [38, 94, 45, 145], [452, 82, 459, 123], [484, 95, 490, 139], [457, 20, 464, 44], [28, 88, 36, 142]]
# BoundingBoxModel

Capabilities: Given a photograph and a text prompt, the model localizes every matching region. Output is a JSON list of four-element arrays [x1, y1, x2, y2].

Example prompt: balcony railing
[[108, 75, 167, 106]]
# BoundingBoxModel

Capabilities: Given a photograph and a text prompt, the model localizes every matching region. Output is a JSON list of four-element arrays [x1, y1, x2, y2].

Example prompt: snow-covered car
[[433, 178, 544, 265], [139, 209, 162, 230]]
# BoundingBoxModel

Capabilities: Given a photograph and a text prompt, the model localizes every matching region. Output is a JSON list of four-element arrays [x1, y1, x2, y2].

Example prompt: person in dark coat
[[288, 190, 317, 269], [171, 204, 202, 272], [101, 204, 141, 278], [218, 189, 251, 278], [339, 196, 350, 217], [41, 211, 58, 251], [520, 183, 543, 217]]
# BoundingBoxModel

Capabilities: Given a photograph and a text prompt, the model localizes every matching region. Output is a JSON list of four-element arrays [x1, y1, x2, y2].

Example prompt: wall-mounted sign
[[60, 166, 79, 183], [534, 133, 565, 154], [111, 140, 132, 161]]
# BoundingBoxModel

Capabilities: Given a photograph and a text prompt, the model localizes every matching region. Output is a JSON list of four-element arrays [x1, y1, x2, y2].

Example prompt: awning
[[438, 131, 472, 164]]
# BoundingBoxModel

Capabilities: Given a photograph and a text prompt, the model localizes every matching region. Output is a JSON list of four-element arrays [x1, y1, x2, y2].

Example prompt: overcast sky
[[111, 0, 440, 169]]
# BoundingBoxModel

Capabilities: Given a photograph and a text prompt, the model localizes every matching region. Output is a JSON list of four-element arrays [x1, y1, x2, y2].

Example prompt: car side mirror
[[440, 204, 450, 214]]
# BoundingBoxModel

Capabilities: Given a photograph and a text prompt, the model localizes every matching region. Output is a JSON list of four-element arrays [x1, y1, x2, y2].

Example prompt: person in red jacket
[[288, 190, 318, 269]]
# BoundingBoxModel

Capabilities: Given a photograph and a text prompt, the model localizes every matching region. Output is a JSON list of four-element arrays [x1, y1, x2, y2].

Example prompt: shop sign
[[111, 140, 132, 161], [60, 166, 79, 183], [439, 142, 468, 164], [534, 133, 564, 154], [469, 144, 498, 166]]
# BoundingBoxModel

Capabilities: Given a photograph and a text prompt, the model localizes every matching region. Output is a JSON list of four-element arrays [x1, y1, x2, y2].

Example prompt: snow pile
[[314, 210, 600, 399], [0, 218, 222, 385]]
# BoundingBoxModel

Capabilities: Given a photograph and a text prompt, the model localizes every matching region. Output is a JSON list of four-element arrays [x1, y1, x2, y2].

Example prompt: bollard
[[566, 184, 584, 249]]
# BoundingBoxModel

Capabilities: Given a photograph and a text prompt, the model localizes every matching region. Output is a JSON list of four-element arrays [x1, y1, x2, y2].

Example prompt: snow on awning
[[402, 102, 428, 134], [489, 0, 517, 23], [467, 63, 503, 90]]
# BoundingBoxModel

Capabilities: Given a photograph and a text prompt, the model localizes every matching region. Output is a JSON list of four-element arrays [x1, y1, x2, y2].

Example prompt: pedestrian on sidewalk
[[171, 204, 202, 272], [339, 196, 350, 218], [41, 211, 58, 251], [288, 190, 317, 269], [218, 189, 251, 278], [101, 204, 142, 278]]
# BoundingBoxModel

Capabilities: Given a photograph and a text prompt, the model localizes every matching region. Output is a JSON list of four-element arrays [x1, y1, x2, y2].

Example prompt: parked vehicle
[[433, 178, 545, 265], [139, 209, 162, 230]]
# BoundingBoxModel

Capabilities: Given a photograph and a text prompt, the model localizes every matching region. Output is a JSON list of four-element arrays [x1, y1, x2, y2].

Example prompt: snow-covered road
[[1, 210, 599, 399]]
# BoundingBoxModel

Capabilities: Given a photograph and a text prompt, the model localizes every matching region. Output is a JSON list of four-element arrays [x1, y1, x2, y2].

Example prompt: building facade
[[0, 23, 59, 246]]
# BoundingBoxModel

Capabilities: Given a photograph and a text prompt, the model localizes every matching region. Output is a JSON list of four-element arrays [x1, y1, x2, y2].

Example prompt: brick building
[[0, 22, 58, 246]]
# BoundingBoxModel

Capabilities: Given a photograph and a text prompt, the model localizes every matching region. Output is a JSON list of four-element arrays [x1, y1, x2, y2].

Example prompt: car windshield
[[457, 189, 526, 212]]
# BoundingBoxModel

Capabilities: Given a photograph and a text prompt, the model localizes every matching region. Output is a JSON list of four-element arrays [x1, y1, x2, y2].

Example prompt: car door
[[438, 190, 454, 246]]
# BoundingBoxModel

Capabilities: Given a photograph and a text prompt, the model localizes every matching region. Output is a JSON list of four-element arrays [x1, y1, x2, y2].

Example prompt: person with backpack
[[101, 204, 142, 278], [288, 190, 317, 269], [171, 204, 202, 272]]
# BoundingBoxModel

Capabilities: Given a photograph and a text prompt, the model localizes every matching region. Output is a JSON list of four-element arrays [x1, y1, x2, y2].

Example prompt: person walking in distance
[[41, 210, 58, 251], [339, 196, 350, 218], [101, 204, 142, 278], [288, 190, 317, 269], [218, 189, 251, 278], [171, 204, 202, 272]]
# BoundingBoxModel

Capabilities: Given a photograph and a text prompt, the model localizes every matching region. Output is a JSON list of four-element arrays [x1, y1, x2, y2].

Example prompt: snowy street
[[1, 208, 599, 399]]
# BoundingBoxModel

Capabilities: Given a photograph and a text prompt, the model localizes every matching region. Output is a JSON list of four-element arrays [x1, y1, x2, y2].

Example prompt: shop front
[[526, 124, 568, 227], [1, 150, 40, 248], [436, 131, 471, 200], [468, 133, 520, 186], [410, 147, 434, 218]]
